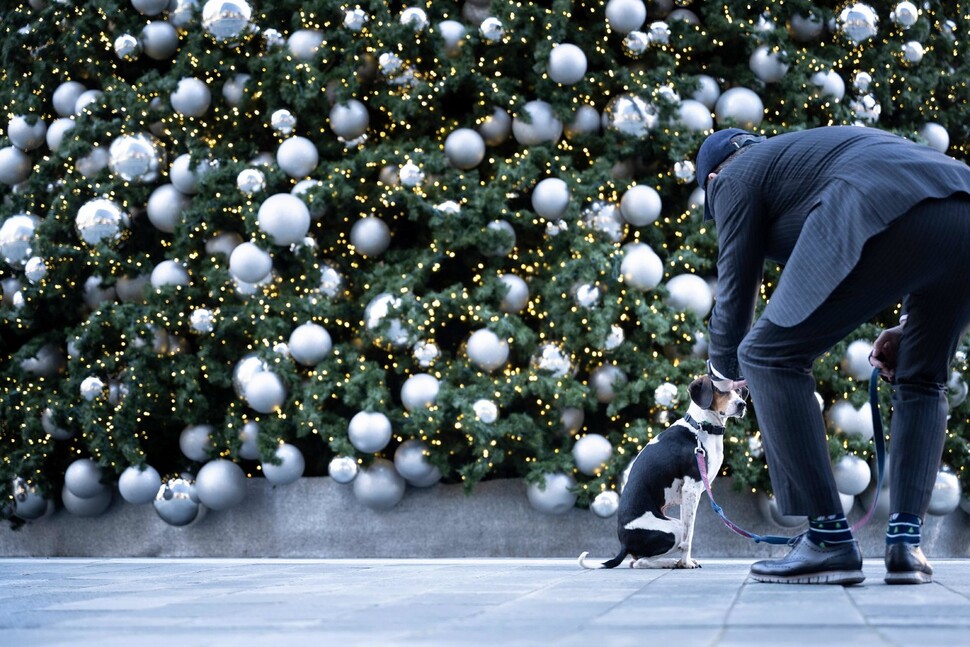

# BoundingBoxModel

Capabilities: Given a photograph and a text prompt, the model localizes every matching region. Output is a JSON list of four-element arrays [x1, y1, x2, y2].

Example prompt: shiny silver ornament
[[236, 168, 266, 195], [927, 469, 961, 515], [108, 133, 164, 182], [154, 476, 202, 526], [114, 33, 142, 60], [852, 71, 873, 92], [654, 382, 679, 407], [838, 3, 879, 44], [190, 308, 215, 333], [622, 31, 649, 56], [582, 202, 625, 242], [647, 21, 671, 44], [604, 324, 624, 350], [401, 7, 429, 31], [480, 17, 505, 42], [901, 41, 924, 64], [270, 109, 297, 135], [344, 8, 369, 31], [328, 456, 359, 484], [262, 28, 284, 48], [892, 1, 918, 29], [673, 160, 697, 184], [0, 214, 38, 268], [591, 491, 620, 518], [473, 399, 499, 423], [399, 161, 425, 187], [76, 198, 130, 245], [533, 343, 572, 377], [202, 0, 253, 43], [849, 93, 881, 123], [24, 256, 46, 283], [12, 477, 48, 520], [317, 263, 343, 298], [412, 340, 440, 367], [603, 94, 657, 137]]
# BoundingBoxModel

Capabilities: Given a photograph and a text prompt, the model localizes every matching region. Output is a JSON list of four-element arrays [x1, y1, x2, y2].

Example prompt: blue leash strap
[[696, 366, 886, 544]]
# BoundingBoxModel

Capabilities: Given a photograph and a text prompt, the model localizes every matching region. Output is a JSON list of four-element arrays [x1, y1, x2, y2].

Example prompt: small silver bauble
[[237, 421, 259, 460], [444, 128, 486, 170], [270, 109, 297, 135], [262, 28, 285, 48], [153, 476, 202, 527], [378, 52, 404, 77], [364, 293, 410, 347], [849, 94, 881, 123], [591, 364, 627, 403], [750, 45, 789, 83], [892, 1, 919, 29], [526, 472, 577, 514], [236, 168, 266, 195], [76, 199, 130, 246], [533, 343, 572, 377], [622, 31, 649, 57], [190, 308, 215, 333], [394, 439, 441, 487], [350, 217, 391, 257], [201, 0, 254, 43], [478, 107, 512, 146], [344, 8, 369, 31], [287, 30, 324, 61], [947, 370, 968, 409], [673, 160, 697, 185], [499, 273, 529, 313], [329, 456, 359, 484], [647, 21, 671, 44], [0, 214, 38, 268], [261, 443, 305, 485], [401, 373, 440, 411], [591, 490, 620, 518], [853, 71, 873, 92], [413, 340, 440, 367], [604, 324, 625, 350], [399, 161, 425, 187], [12, 478, 48, 520], [24, 256, 47, 283], [605, 0, 647, 33], [438, 19, 466, 56], [473, 399, 499, 423], [479, 17, 504, 42], [582, 202, 625, 242], [114, 33, 142, 60], [654, 382, 679, 407], [108, 133, 164, 182], [572, 434, 613, 475], [574, 283, 601, 307], [531, 177, 570, 220], [901, 41, 924, 64], [400, 7, 429, 31], [838, 3, 879, 44], [603, 94, 657, 137], [317, 263, 343, 298], [484, 220, 516, 257]]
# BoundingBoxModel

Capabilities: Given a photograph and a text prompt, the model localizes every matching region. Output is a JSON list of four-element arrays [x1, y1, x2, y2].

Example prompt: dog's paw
[[675, 558, 701, 569]]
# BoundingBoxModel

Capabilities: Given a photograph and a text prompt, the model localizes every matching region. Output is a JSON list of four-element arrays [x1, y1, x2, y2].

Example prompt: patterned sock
[[808, 513, 854, 548], [886, 512, 922, 545]]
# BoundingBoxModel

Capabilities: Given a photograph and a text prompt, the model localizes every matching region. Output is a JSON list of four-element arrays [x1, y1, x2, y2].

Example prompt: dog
[[579, 375, 747, 569]]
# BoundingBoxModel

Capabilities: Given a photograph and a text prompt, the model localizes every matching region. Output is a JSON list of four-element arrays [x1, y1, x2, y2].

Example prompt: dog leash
[[695, 367, 887, 544]]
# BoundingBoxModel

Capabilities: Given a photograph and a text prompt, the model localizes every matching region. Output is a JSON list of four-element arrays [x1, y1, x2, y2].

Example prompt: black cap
[[695, 128, 755, 220]]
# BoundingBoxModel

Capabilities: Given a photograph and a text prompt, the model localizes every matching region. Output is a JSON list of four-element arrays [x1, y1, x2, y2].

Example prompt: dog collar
[[685, 414, 725, 436]]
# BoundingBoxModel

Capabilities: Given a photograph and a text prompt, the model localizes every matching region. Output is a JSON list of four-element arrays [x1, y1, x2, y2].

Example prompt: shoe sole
[[749, 570, 866, 585], [884, 571, 933, 585]]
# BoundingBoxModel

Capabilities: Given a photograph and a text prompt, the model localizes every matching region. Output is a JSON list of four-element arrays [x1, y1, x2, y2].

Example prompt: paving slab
[[2, 558, 970, 646]]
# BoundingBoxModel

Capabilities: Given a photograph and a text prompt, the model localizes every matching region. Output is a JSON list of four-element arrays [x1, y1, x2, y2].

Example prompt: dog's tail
[[578, 549, 627, 569]]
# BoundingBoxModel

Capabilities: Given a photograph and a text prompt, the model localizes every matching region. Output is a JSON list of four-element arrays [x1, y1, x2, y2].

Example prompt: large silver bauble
[[141, 20, 180, 60], [498, 273, 529, 313], [565, 104, 600, 138], [75, 198, 130, 245], [171, 77, 212, 117], [620, 242, 663, 291], [350, 217, 391, 257], [108, 133, 164, 182], [526, 472, 577, 514], [511, 100, 563, 146], [603, 94, 657, 137], [531, 178, 570, 220], [605, 0, 647, 33], [691, 74, 721, 109], [353, 459, 406, 510], [202, 0, 253, 43], [892, 1, 919, 29], [838, 3, 879, 43], [0, 214, 38, 268], [118, 464, 162, 505], [12, 478, 48, 520], [590, 364, 627, 403], [677, 99, 714, 132], [236, 421, 260, 460], [948, 370, 968, 409], [927, 469, 961, 515], [444, 128, 486, 170], [478, 108, 511, 146], [52, 81, 87, 117], [438, 19, 465, 56], [228, 242, 272, 284], [150, 260, 190, 288], [245, 370, 287, 413], [74, 89, 104, 115], [842, 339, 874, 381], [347, 411, 392, 454], [132, 0, 169, 15], [484, 220, 516, 256], [665, 274, 713, 318], [64, 458, 105, 499], [261, 443, 305, 485], [0, 146, 32, 185], [288, 322, 332, 366], [547, 43, 587, 85], [714, 87, 764, 129], [62, 483, 112, 517], [180, 424, 214, 462], [276, 136, 318, 179], [921, 122, 949, 154], [572, 434, 613, 475], [329, 456, 359, 484], [394, 439, 442, 487], [257, 193, 311, 246], [287, 29, 324, 61], [147, 184, 190, 234], [466, 329, 510, 371], [46, 117, 75, 151], [153, 476, 202, 527], [749, 45, 789, 83], [170, 154, 214, 194], [833, 454, 872, 496], [195, 459, 247, 511], [811, 70, 846, 101], [789, 12, 824, 42], [7, 115, 47, 151], [619, 184, 661, 226], [329, 100, 370, 139], [591, 491, 620, 518], [401, 373, 440, 411]]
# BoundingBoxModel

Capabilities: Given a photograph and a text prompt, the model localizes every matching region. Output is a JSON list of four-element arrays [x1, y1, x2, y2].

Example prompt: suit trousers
[[737, 196, 970, 517]]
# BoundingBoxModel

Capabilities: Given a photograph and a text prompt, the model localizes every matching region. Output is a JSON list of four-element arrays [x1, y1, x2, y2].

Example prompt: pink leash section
[[696, 367, 887, 545]]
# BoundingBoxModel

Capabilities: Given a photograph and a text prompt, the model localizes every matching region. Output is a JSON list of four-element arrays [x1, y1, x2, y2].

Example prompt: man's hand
[[870, 324, 904, 383], [707, 360, 747, 392]]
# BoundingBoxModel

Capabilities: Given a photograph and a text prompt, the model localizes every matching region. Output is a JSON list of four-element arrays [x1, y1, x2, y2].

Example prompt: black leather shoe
[[885, 543, 933, 584], [749, 534, 865, 585]]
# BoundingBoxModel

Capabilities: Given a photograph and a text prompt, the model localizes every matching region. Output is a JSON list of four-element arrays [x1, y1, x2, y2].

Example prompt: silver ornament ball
[[118, 464, 162, 505], [108, 132, 165, 182], [353, 458, 406, 510], [153, 476, 202, 527], [261, 443, 305, 485], [195, 459, 247, 511], [526, 472, 577, 514], [329, 456, 359, 484]]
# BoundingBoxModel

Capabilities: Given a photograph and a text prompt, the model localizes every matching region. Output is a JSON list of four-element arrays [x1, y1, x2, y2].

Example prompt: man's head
[[695, 128, 752, 190]]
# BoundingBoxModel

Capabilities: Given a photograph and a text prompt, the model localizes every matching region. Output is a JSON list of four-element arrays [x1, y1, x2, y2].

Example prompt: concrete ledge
[[2, 478, 969, 559]]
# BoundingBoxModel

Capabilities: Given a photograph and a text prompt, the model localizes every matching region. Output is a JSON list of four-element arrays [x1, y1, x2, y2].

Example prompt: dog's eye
[[740, 387, 750, 400]]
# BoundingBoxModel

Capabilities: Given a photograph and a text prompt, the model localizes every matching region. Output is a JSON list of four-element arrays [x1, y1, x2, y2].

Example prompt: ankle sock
[[808, 513, 854, 548], [886, 512, 921, 545]]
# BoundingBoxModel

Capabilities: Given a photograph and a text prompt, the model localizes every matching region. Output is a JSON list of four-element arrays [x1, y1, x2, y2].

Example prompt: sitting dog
[[579, 375, 747, 569]]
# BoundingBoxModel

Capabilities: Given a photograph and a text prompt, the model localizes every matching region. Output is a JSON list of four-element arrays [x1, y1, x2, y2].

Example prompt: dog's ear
[[689, 376, 714, 409]]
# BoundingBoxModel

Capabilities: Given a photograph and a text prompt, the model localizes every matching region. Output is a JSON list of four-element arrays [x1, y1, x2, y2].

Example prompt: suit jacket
[[706, 126, 970, 379]]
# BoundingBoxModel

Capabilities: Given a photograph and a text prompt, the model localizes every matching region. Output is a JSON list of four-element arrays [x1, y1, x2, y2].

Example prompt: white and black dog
[[579, 376, 747, 569]]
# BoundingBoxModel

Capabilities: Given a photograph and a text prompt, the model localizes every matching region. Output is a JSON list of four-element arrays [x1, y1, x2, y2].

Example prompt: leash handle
[[698, 366, 886, 544]]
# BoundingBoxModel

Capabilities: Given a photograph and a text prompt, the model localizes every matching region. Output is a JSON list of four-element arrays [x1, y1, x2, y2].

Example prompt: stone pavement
[[3, 557, 970, 646]]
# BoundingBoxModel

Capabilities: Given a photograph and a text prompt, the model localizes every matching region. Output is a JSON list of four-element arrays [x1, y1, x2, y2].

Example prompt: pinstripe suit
[[705, 126, 970, 516]]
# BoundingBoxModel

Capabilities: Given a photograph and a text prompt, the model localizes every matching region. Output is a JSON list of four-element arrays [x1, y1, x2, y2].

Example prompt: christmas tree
[[1, 0, 968, 525]]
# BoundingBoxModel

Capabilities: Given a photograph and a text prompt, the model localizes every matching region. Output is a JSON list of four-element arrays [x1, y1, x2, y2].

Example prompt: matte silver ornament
[[195, 459, 247, 510], [512, 100, 563, 145], [329, 100, 370, 139], [444, 128, 486, 170], [147, 184, 190, 233], [141, 20, 180, 60], [276, 136, 318, 178], [257, 193, 311, 245], [350, 217, 391, 257], [64, 458, 105, 498], [401, 373, 440, 411], [572, 434, 613, 475], [526, 472, 577, 514], [261, 443, 305, 485], [394, 439, 441, 487], [348, 411, 392, 453], [170, 77, 211, 117], [353, 458, 406, 510], [245, 370, 287, 413], [7, 115, 47, 151], [288, 322, 332, 366], [531, 178, 570, 219], [714, 87, 765, 129], [605, 0, 647, 33], [0, 146, 33, 185], [547, 43, 587, 85], [62, 483, 112, 517], [466, 329, 510, 371], [927, 469, 961, 515], [118, 464, 162, 505], [108, 133, 164, 182]]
